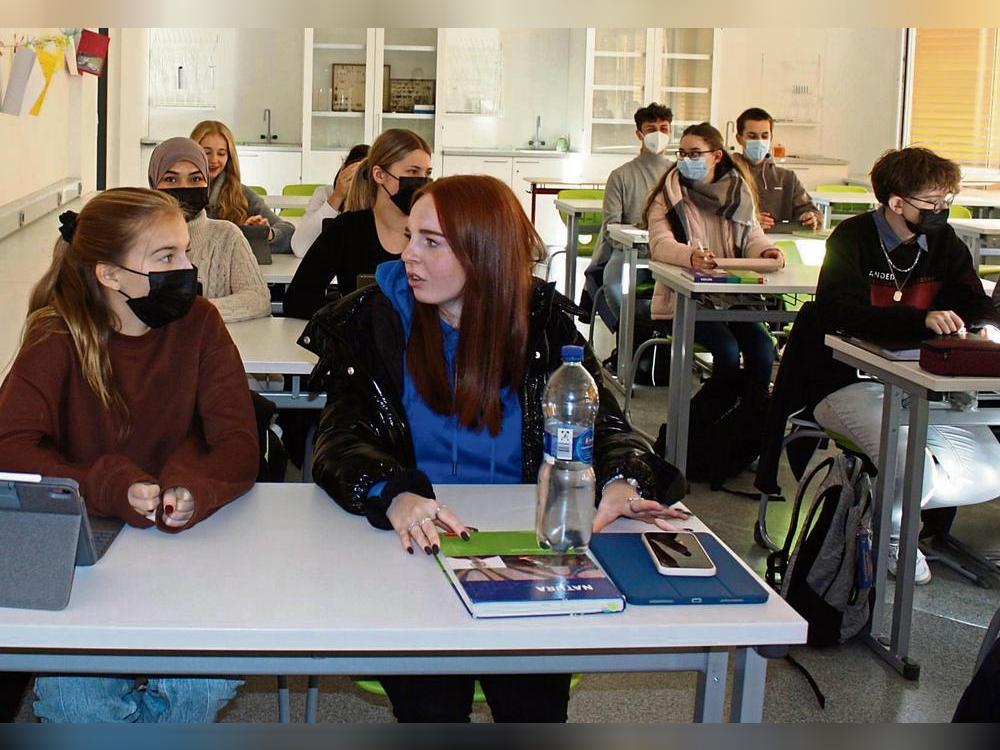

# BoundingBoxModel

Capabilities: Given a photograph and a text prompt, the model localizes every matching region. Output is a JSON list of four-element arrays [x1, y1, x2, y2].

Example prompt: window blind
[[909, 28, 1000, 169]]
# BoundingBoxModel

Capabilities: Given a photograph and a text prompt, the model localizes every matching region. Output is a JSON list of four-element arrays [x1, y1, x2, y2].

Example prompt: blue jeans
[[33, 676, 242, 723], [678, 320, 775, 387]]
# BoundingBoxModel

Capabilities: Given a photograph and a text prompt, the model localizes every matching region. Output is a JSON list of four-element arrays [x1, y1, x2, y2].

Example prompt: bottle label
[[544, 427, 594, 463]]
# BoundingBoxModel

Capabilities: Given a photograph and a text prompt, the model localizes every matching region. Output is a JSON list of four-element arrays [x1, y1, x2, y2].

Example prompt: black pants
[[379, 673, 572, 723], [0, 673, 29, 722]]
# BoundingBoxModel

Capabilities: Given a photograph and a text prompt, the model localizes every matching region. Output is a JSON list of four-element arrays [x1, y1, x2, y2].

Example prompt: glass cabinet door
[[380, 28, 437, 150], [659, 28, 714, 134], [590, 29, 648, 151], [311, 28, 368, 150]]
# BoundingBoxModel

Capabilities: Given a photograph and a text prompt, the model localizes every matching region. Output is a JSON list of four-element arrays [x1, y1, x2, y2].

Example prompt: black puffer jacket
[[298, 279, 685, 528]]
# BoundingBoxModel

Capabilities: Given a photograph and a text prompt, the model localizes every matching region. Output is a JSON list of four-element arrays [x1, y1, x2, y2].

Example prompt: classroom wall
[[0, 28, 98, 206], [714, 28, 903, 179]]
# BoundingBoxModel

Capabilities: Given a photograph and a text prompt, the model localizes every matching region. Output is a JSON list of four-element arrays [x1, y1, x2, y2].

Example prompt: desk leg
[[530, 186, 538, 224], [693, 650, 728, 723], [305, 675, 320, 723], [889, 392, 929, 678], [870, 385, 902, 641], [565, 213, 579, 303], [616, 245, 639, 386], [821, 203, 832, 230], [665, 293, 696, 469], [730, 647, 767, 723], [277, 676, 290, 723]]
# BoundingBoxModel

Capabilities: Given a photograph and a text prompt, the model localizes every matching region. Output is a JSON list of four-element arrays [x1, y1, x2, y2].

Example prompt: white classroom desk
[[260, 253, 302, 285], [825, 336, 1000, 681], [0, 483, 806, 723], [811, 189, 1000, 229], [950, 218, 1000, 267], [649, 262, 820, 472], [525, 176, 606, 225], [553, 197, 604, 303], [264, 195, 310, 211]]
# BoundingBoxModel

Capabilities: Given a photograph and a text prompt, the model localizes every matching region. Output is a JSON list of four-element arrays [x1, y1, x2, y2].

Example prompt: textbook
[[437, 531, 625, 618], [683, 269, 767, 284]]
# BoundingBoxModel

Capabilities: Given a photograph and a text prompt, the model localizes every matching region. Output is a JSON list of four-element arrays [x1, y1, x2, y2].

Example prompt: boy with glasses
[[811, 146, 1000, 584], [733, 107, 821, 232]]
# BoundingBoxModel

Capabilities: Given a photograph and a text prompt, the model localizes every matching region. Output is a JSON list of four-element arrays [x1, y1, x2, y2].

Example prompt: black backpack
[[768, 454, 874, 647], [656, 373, 768, 488]]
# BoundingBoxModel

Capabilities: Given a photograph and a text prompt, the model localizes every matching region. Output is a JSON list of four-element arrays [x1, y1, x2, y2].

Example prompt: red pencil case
[[919, 337, 1000, 376]]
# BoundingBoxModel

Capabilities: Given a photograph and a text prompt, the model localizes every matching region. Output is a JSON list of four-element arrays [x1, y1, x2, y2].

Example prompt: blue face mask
[[744, 138, 770, 162], [677, 156, 709, 182]]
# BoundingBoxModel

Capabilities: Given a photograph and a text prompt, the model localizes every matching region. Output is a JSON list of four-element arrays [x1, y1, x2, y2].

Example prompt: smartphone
[[642, 532, 717, 577]]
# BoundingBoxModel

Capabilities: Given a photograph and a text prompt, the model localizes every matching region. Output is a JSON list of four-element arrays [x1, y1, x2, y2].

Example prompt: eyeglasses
[[903, 193, 955, 213], [676, 149, 712, 160]]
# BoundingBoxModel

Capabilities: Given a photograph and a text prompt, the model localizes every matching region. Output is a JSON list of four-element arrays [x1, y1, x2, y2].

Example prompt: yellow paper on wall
[[29, 41, 63, 116]]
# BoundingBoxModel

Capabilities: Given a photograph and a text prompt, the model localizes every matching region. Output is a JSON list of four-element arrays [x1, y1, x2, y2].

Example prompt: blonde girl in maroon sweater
[[0, 188, 257, 722]]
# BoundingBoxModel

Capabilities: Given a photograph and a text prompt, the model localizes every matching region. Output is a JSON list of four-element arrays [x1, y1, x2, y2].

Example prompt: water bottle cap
[[561, 345, 584, 363]]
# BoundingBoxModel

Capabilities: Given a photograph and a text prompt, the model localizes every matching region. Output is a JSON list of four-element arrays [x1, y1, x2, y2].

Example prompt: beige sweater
[[187, 211, 271, 322]]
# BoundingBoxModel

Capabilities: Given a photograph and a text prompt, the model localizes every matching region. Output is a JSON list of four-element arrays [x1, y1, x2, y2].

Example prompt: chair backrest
[[949, 204, 973, 219], [280, 184, 324, 217], [556, 188, 604, 228], [815, 184, 868, 193], [774, 239, 802, 267], [247, 185, 267, 197]]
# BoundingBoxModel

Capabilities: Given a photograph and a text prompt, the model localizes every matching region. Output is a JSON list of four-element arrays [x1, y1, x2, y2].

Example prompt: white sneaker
[[887, 539, 932, 585]]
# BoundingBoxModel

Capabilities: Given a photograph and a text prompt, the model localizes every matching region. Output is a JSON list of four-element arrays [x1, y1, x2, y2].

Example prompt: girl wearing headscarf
[[148, 137, 270, 322]]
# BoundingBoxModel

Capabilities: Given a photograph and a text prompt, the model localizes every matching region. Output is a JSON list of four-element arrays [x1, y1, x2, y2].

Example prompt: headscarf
[[147, 137, 211, 189]]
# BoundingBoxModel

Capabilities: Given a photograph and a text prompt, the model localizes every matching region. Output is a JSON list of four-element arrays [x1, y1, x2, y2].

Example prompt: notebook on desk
[[844, 336, 924, 361], [589, 532, 769, 605]]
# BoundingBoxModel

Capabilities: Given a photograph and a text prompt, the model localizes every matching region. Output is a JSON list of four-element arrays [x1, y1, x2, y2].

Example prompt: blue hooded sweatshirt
[[370, 260, 523, 493]]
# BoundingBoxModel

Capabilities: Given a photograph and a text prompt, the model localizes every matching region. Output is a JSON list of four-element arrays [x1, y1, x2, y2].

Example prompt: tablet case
[[241, 224, 272, 265], [0, 478, 83, 610], [589, 532, 770, 605]]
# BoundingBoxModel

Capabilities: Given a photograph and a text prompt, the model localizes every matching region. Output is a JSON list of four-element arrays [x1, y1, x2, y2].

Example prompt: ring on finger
[[407, 520, 422, 531], [419, 516, 434, 526], [433, 503, 446, 518]]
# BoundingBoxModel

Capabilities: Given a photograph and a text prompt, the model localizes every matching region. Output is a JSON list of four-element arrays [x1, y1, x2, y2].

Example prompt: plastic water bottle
[[536, 345, 599, 552]]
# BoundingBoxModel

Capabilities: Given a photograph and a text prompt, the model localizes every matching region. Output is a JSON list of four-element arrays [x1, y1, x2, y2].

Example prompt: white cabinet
[[512, 158, 567, 246], [236, 148, 302, 195], [775, 161, 850, 192], [440, 155, 514, 185]]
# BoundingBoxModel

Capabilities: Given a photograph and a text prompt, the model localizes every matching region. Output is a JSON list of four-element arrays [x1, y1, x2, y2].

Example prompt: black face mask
[[901, 198, 950, 236], [118, 265, 200, 328], [380, 169, 431, 215], [160, 187, 209, 221]]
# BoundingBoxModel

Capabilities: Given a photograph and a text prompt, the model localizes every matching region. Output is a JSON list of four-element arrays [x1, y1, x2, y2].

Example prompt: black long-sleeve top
[[283, 208, 397, 320], [815, 211, 999, 337]]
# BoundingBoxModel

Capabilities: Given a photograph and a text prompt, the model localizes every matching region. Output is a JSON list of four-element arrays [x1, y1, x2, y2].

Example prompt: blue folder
[[589, 532, 770, 605]]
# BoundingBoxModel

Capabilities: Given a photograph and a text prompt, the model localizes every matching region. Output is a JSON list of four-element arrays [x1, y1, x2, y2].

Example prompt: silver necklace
[[877, 235, 920, 303]]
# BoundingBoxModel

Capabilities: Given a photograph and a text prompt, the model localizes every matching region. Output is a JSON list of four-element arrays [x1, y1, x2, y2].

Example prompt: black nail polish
[[460, 532, 470, 541], [431, 544, 439, 554], [407, 547, 414, 554], [424, 546, 432, 555]]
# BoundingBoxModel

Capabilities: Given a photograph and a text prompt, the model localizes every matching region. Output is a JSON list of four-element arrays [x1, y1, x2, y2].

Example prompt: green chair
[[949, 204, 973, 219], [353, 675, 583, 705], [815, 184, 870, 224], [280, 183, 325, 217], [556, 189, 604, 258], [247, 185, 267, 197]]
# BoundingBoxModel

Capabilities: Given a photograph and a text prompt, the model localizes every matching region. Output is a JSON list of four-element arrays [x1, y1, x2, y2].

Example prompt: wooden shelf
[[593, 50, 644, 59], [384, 44, 436, 53], [312, 111, 364, 118], [382, 112, 435, 120], [593, 84, 644, 92], [663, 52, 711, 60], [313, 43, 365, 51]]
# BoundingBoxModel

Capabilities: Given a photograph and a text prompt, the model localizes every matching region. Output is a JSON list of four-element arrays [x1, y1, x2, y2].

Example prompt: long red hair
[[407, 175, 546, 436]]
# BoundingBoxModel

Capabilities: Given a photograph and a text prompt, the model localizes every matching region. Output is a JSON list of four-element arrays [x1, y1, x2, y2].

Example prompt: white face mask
[[642, 131, 670, 155]]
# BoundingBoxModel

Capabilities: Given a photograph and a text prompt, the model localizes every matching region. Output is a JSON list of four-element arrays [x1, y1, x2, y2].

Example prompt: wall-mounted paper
[[64, 35, 79, 76], [76, 29, 110, 77], [1, 47, 46, 117], [29, 43, 63, 116]]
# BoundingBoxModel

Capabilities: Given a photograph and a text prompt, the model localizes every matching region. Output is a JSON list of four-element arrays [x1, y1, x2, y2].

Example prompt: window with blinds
[[909, 28, 1000, 169]]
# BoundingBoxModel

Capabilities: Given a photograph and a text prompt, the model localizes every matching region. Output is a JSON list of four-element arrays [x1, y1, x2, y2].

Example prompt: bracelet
[[602, 474, 639, 496]]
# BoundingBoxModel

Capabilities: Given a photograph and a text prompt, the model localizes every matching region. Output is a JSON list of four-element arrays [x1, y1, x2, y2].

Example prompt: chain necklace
[[877, 235, 920, 303]]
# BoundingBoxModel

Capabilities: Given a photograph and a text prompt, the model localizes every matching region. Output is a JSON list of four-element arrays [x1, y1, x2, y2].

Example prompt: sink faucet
[[530, 115, 544, 149], [263, 108, 272, 143]]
